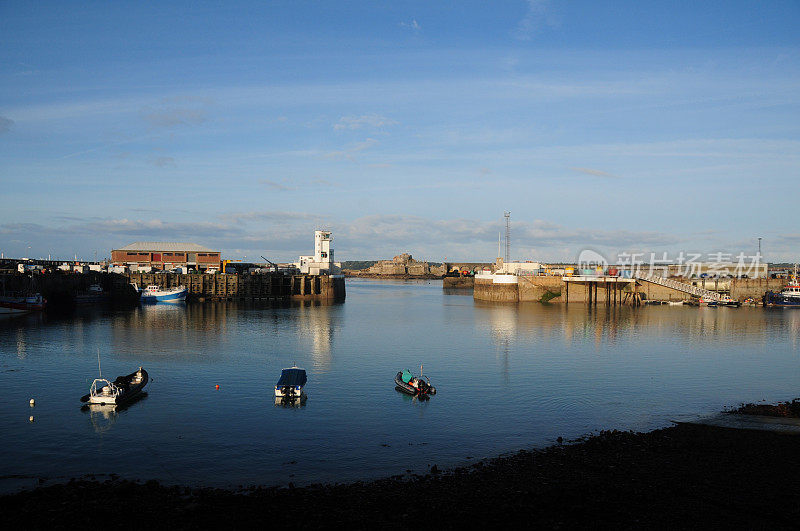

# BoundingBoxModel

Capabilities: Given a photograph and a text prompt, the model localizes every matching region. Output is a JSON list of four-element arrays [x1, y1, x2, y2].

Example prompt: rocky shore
[[4, 421, 800, 529]]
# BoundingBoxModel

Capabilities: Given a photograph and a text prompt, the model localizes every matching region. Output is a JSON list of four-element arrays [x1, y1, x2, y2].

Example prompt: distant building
[[296, 231, 342, 275], [367, 253, 433, 276], [495, 260, 542, 276], [111, 242, 221, 272]]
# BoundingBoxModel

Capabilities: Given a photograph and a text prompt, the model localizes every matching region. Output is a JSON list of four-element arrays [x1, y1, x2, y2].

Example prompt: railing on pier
[[633, 272, 722, 301]]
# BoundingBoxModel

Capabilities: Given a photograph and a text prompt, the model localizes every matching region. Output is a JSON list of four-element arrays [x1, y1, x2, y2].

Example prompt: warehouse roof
[[114, 242, 216, 252]]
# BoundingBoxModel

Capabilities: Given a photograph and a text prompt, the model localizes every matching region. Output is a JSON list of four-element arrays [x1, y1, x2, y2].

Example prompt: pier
[[0, 271, 345, 306], [475, 272, 787, 305], [127, 272, 345, 302]]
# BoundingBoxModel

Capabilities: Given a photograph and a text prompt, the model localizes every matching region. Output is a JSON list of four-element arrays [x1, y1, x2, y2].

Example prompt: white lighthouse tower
[[296, 230, 341, 275]]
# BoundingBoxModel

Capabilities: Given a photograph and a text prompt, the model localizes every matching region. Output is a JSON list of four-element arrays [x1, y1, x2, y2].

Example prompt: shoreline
[[4, 418, 800, 528]]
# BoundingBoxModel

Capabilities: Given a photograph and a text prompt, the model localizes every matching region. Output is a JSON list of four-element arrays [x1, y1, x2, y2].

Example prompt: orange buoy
[[215, 384, 220, 390]]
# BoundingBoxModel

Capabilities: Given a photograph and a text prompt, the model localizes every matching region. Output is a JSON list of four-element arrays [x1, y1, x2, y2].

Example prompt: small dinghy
[[395, 366, 436, 397], [275, 366, 307, 399], [80, 367, 149, 405]]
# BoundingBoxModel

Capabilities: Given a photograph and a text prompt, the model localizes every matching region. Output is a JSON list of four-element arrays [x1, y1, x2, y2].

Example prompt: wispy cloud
[[334, 114, 398, 131], [324, 138, 378, 161], [141, 99, 209, 128], [569, 167, 620, 179], [151, 156, 176, 168], [260, 179, 294, 191], [513, 0, 555, 41], [0, 116, 14, 134], [399, 19, 421, 31]]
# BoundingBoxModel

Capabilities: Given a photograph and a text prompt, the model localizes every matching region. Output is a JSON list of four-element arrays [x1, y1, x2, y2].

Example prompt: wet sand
[[3, 422, 800, 529]]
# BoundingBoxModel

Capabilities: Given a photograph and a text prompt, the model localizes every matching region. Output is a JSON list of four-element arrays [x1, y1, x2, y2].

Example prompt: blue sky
[[1, 1, 799, 263]]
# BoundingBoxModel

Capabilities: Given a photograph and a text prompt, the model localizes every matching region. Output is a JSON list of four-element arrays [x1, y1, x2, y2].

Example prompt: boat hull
[[83, 368, 149, 405], [394, 371, 436, 397], [764, 291, 800, 307], [141, 287, 187, 303], [0, 294, 46, 314]]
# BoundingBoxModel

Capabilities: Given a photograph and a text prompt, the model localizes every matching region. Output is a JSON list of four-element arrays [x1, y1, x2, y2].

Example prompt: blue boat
[[140, 285, 187, 303], [764, 286, 800, 307]]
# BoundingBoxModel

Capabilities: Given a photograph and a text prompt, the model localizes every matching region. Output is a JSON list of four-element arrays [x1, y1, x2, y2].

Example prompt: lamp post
[[758, 237, 762, 256]]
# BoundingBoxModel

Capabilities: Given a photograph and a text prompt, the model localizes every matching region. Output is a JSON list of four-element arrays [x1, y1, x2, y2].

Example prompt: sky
[[1, 1, 799, 264]]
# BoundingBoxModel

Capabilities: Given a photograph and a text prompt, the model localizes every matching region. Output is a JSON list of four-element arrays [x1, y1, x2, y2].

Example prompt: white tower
[[314, 230, 333, 264], [297, 229, 340, 275]]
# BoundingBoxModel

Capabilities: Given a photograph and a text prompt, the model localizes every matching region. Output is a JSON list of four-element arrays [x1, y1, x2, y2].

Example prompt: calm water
[[2, 279, 800, 491]]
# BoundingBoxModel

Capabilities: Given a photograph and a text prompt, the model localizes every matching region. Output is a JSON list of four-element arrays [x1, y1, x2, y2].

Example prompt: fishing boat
[[764, 266, 800, 307], [274, 366, 307, 398], [394, 367, 436, 397], [0, 293, 46, 316], [80, 367, 149, 405], [140, 285, 187, 303], [698, 297, 718, 307], [719, 295, 741, 307]]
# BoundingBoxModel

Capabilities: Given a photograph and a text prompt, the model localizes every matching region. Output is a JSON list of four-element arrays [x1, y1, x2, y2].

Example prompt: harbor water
[[2, 279, 799, 492]]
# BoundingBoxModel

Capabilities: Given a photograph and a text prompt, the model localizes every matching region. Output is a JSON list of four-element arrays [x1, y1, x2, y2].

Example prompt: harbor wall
[[474, 277, 518, 302], [126, 273, 345, 302], [729, 278, 785, 299], [442, 277, 474, 289], [1, 271, 345, 305], [475, 276, 788, 304]]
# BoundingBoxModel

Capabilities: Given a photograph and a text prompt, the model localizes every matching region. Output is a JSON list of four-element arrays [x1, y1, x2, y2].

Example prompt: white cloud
[[399, 19, 421, 31], [513, 0, 556, 41]]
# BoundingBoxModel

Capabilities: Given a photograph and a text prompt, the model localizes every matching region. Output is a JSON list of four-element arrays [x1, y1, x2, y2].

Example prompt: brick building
[[111, 242, 221, 272]]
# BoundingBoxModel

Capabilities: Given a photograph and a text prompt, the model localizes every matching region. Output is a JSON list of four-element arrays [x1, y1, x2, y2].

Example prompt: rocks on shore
[[4, 423, 800, 528]]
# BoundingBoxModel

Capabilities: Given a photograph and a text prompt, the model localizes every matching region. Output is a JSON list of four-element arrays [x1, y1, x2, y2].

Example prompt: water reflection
[[274, 395, 307, 408], [80, 393, 148, 433], [473, 302, 798, 348], [295, 302, 336, 371]]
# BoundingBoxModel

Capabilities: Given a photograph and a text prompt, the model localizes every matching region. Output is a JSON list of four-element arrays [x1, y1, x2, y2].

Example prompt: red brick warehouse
[[111, 242, 221, 272]]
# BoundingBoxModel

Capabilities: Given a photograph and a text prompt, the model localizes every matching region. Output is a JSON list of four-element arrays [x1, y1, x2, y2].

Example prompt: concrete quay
[[1, 271, 345, 306], [474, 274, 786, 304]]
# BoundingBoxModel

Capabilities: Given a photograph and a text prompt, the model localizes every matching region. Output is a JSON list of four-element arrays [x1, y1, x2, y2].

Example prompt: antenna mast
[[504, 211, 511, 263]]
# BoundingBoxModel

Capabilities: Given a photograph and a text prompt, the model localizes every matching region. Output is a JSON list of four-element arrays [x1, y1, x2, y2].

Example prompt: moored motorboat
[[80, 367, 149, 405], [275, 366, 307, 398], [395, 367, 436, 397], [718, 295, 741, 307], [140, 285, 187, 303], [0, 293, 46, 316], [764, 271, 800, 307]]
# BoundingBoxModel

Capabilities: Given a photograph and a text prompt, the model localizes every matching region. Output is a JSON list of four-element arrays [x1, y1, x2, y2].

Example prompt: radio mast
[[504, 211, 511, 263]]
